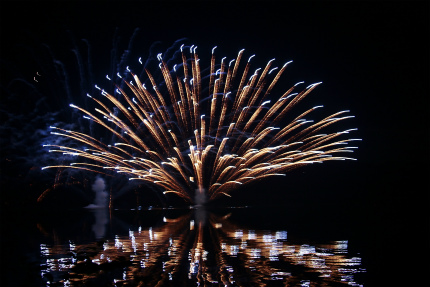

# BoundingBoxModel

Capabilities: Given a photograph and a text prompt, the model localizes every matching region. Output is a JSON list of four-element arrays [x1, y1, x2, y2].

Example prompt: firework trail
[[43, 44, 360, 204]]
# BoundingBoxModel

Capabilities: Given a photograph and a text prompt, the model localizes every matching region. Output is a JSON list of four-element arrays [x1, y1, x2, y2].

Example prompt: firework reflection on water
[[37, 208, 365, 286]]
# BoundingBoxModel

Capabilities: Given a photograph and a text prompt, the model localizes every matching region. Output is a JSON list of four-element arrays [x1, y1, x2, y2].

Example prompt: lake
[[1, 203, 367, 286]]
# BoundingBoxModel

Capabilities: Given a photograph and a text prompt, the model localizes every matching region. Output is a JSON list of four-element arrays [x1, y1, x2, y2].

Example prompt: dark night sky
[[1, 1, 427, 192], [1, 1, 429, 286]]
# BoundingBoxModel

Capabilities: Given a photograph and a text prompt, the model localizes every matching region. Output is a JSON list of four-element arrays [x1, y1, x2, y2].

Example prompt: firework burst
[[43, 44, 360, 204]]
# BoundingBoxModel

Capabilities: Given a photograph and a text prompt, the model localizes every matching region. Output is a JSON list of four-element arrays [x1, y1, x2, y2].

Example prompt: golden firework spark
[[43, 44, 360, 204]]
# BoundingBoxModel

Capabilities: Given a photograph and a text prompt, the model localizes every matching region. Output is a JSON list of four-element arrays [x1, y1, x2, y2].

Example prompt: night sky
[[1, 1, 429, 286]]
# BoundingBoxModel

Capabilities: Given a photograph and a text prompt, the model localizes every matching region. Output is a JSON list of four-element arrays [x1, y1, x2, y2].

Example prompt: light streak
[[44, 45, 359, 203]]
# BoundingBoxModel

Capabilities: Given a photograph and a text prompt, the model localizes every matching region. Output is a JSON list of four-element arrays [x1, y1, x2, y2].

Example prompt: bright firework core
[[43, 44, 360, 204]]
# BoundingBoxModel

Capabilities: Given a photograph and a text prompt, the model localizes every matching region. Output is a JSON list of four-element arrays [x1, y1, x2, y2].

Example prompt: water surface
[[9, 205, 366, 286]]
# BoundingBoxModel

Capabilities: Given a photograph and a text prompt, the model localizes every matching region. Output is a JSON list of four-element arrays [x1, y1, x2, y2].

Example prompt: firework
[[43, 44, 360, 204]]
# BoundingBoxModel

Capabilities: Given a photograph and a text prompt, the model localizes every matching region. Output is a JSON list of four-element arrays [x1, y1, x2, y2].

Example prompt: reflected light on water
[[38, 209, 365, 286]]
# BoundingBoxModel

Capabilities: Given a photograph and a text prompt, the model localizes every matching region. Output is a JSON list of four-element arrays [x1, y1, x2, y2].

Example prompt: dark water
[[1, 204, 367, 286]]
